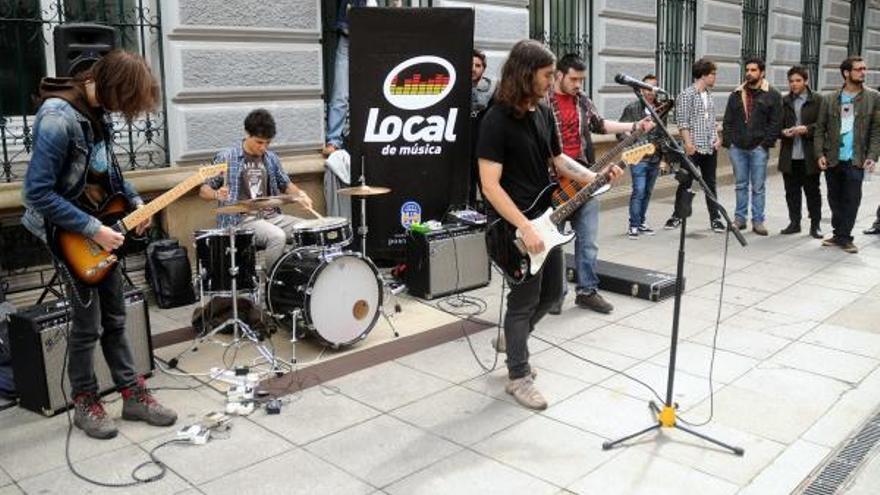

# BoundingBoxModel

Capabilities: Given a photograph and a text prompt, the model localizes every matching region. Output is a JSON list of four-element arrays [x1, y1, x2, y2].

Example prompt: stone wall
[[162, 0, 325, 163], [698, 0, 743, 117], [767, 0, 804, 89], [865, 1, 880, 88], [817, 0, 852, 91]]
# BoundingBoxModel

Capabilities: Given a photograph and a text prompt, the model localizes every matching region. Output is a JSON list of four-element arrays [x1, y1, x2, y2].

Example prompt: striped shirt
[[676, 84, 717, 154], [205, 143, 291, 228]]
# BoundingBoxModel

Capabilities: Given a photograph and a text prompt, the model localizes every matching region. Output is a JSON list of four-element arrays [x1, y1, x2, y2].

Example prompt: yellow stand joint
[[658, 405, 676, 427]]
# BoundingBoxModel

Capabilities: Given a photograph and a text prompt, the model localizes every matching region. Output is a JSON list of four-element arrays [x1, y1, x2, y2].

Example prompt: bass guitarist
[[22, 50, 177, 439], [478, 40, 623, 410]]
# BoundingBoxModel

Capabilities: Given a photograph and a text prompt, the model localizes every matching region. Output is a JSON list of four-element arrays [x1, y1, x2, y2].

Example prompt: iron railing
[[656, 0, 696, 99], [849, 0, 866, 56], [801, 0, 823, 87], [741, 0, 769, 72], [529, 0, 593, 97], [0, 0, 169, 183]]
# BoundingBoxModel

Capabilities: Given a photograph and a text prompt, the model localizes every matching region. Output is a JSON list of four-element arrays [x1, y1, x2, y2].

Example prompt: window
[[0, 0, 168, 182], [801, 0, 822, 86], [849, 0, 866, 56], [529, 0, 592, 97], [656, 0, 696, 99], [741, 0, 769, 70]]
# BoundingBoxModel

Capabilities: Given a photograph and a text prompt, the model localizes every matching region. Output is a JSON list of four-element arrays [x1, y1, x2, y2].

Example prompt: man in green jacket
[[814, 56, 880, 253]]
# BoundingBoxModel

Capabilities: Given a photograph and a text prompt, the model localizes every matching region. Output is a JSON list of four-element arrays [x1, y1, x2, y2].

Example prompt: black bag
[[145, 239, 196, 309]]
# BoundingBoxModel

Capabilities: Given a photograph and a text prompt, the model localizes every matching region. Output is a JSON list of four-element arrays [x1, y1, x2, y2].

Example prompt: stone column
[[817, 0, 852, 91], [697, 0, 743, 117], [865, 1, 880, 88], [766, 0, 804, 89]]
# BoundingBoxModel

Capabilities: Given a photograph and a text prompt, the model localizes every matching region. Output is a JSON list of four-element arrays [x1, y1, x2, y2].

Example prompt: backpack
[[145, 239, 196, 309]]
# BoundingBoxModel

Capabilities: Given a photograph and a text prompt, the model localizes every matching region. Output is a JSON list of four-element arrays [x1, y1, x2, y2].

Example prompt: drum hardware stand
[[199, 226, 282, 373]]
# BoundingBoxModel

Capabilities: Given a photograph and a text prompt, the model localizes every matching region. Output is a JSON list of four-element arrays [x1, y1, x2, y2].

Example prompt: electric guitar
[[553, 99, 672, 207], [48, 163, 227, 286], [486, 143, 655, 284]]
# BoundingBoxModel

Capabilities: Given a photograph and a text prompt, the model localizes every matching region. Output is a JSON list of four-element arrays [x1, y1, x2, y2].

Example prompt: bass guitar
[[48, 163, 227, 286], [486, 143, 655, 284]]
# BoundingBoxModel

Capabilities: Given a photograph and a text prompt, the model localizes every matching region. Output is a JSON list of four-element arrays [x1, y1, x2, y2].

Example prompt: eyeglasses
[[851, 67, 868, 72]]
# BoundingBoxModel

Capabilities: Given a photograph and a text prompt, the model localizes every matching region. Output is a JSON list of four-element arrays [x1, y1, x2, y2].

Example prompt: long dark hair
[[495, 40, 556, 117]]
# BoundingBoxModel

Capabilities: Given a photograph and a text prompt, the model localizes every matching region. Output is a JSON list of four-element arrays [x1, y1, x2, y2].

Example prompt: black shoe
[[864, 225, 880, 235], [664, 217, 682, 230], [548, 300, 563, 315], [575, 291, 613, 314], [710, 219, 725, 233], [780, 223, 801, 235], [809, 226, 823, 239]]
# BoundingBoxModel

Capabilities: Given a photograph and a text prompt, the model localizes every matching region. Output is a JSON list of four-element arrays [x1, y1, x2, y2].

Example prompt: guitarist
[[478, 41, 622, 410], [546, 54, 654, 314], [22, 50, 177, 439]]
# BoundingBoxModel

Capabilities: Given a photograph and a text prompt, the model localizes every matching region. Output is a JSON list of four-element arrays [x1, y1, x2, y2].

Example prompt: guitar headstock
[[621, 143, 656, 165], [198, 163, 228, 179]]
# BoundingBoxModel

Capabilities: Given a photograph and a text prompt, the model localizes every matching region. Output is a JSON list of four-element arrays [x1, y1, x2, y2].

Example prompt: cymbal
[[214, 197, 283, 214], [337, 185, 391, 197]]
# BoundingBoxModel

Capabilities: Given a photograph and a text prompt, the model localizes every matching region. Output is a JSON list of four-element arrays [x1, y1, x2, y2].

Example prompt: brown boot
[[121, 377, 178, 427], [73, 392, 118, 440]]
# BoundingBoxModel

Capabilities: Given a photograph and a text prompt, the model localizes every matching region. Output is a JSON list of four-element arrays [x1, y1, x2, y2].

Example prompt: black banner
[[349, 8, 474, 263]]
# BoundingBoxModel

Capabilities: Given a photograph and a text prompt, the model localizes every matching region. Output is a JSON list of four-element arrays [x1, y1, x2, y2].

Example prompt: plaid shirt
[[206, 143, 291, 228], [545, 90, 606, 164], [676, 84, 717, 154]]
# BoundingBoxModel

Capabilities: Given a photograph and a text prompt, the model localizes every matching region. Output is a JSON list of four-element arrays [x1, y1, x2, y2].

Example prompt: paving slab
[[326, 361, 453, 412], [738, 439, 831, 495], [769, 342, 879, 383], [198, 448, 374, 495], [305, 414, 461, 488], [384, 449, 557, 495]]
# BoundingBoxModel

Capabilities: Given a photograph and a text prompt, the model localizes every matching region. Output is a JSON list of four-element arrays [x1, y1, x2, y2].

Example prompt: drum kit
[[193, 179, 396, 369]]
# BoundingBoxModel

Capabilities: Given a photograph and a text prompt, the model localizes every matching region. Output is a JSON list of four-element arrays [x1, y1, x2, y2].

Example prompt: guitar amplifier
[[9, 287, 154, 416], [565, 254, 682, 302], [406, 224, 491, 300]]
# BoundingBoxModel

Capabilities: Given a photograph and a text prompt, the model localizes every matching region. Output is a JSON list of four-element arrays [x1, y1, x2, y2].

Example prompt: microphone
[[614, 73, 667, 94]]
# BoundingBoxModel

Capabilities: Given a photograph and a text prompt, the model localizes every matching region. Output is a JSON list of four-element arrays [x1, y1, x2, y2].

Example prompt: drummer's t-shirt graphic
[[240, 154, 275, 217]]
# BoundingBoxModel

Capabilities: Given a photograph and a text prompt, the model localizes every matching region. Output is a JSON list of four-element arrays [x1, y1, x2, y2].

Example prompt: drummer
[[199, 108, 313, 270]]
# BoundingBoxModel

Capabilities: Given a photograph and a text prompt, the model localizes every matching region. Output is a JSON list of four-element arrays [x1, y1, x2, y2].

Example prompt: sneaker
[[121, 377, 178, 427], [663, 217, 681, 230], [841, 242, 859, 254], [627, 226, 639, 239], [732, 219, 747, 231], [638, 224, 656, 236], [710, 219, 725, 233], [822, 237, 840, 247], [809, 226, 823, 239], [752, 222, 768, 236], [73, 392, 118, 440], [491, 334, 506, 353], [321, 144, 337, 157], [575, 291, 614, 314], [864, 225, 880, 235], [505, 376, 547, 410], [780, 223, 801, 235]]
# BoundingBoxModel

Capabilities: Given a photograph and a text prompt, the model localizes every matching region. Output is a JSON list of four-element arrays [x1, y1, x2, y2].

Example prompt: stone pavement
[[2, 170, 880, 494]]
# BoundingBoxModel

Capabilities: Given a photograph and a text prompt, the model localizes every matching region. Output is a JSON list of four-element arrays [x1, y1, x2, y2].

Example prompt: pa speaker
[[9, 287, 154, 416], [53, 23, 117, 77]]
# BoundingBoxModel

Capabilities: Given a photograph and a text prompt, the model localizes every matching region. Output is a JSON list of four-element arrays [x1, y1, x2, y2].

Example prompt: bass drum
[[267, 249, 383, 347]]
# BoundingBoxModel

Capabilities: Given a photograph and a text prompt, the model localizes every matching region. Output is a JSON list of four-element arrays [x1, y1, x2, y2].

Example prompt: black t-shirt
[[477, 103, 561, 211], [477, 104, 562, 210]]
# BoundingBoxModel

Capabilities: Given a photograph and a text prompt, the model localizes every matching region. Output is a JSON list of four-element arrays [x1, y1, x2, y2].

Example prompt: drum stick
[[305, 205, 324, 218]]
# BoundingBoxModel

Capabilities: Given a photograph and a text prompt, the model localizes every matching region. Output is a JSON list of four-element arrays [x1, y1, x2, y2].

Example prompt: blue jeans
[[728, 145, 769, 223], [628, 160, 660, 228], [569, 198, 600, 294], [326, 35, 350, 147]]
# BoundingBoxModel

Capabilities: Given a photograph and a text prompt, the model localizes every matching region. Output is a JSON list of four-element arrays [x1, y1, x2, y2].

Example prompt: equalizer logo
[[366, 55, 460, 156], [383, 56, 456, 110]]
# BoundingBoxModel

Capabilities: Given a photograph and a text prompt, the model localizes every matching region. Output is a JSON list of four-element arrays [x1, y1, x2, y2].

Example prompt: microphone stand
[[601, 87, 746, 456]]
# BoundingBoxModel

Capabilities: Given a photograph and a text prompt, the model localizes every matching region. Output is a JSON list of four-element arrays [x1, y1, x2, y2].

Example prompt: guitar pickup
[[513, 238, 527, 255], [84, 255, 118, 277]]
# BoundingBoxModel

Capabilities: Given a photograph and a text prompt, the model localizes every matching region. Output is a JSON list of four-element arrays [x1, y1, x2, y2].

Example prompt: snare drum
[[266, 249, 382, 347], [291, 217, 352, 249], [194, 228, 257, 293]]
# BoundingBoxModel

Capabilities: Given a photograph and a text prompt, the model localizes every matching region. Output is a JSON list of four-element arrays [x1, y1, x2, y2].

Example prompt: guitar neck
[[550, 162, 620, 224], [121, 173, 203, 231]]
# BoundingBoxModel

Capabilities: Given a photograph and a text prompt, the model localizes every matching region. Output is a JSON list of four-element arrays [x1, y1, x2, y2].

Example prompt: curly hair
[[494, 40, 556, 117], [244, 109, 277, 139]]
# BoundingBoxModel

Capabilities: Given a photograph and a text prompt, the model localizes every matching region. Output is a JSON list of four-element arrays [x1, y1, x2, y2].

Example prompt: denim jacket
[[22, 97, 143, 242]]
